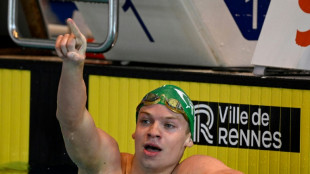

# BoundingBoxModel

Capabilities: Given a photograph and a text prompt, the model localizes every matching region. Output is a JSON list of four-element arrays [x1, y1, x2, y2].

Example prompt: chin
[[140, 158, 161, 170]]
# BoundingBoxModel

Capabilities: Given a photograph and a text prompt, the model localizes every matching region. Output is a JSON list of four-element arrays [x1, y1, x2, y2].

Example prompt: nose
[[147, 122, 161, 139]]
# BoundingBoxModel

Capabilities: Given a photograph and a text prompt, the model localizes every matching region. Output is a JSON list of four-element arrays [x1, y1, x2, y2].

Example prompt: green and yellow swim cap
[[136, 85, 195, 139]]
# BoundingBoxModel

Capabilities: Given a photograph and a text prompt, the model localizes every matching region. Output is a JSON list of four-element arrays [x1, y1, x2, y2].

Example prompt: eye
[[164, 123, 176, 129], [140, 119, 151, 126]]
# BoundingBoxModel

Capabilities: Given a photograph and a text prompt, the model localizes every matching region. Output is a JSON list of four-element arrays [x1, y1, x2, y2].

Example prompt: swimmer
[[55, 18, 243, 174]]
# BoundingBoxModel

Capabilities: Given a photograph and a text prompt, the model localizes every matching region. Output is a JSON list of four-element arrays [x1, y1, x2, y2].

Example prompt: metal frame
[[8, 0, 118, 53]]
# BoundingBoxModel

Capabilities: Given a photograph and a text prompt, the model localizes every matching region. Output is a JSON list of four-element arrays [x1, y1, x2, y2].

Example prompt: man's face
[[132, 104, 193, 172]]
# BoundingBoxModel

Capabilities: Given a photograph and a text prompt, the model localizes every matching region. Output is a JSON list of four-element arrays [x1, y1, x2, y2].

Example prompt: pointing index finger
[[66, 18, 87, 54], [67, 18, 81, 38]]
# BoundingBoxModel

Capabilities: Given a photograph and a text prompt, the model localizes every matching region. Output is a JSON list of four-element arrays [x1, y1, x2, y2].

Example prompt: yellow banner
[[0, 69, 30, 173]]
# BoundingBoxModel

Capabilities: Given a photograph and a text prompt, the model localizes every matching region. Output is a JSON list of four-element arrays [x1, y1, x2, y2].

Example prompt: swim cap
[[136, 85, 194, 139]]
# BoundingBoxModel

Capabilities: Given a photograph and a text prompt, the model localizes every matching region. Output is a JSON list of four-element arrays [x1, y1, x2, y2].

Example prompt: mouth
[[144, 144, 162, 152], [144, 143, 162, 156]]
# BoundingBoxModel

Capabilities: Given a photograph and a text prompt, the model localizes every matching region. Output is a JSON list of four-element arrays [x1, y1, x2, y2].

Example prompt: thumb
[[67, 52, 84, 61]]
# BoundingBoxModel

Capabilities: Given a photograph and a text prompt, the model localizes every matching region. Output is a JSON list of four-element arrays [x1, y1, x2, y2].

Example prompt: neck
[[130, 155, 178, 174]]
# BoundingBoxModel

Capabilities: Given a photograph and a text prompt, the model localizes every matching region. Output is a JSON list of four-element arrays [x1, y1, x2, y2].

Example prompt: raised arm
[[55, 18, 121, 173]]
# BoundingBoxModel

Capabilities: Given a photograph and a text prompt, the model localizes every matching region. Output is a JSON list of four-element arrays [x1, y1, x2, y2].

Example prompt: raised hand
[[55, 18, 87, 64]]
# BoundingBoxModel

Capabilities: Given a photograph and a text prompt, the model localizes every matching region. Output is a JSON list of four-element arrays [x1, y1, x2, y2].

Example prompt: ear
[[132, 132, 136, 140], [184, 134, 194, 147]]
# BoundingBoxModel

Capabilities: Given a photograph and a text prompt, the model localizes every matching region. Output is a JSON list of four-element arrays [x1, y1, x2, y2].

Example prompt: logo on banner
[[194, 104, 214, 144], [192, 101, 301, 152], [224, 0, 271, 40]]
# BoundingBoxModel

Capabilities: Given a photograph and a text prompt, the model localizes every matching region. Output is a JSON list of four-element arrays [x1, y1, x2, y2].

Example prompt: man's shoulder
[[174, 155, 243, 174], [176, 155, 226, 172]]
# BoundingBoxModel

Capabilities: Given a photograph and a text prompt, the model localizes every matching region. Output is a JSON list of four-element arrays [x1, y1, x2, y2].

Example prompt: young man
[[55, 18, 243, 174]]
